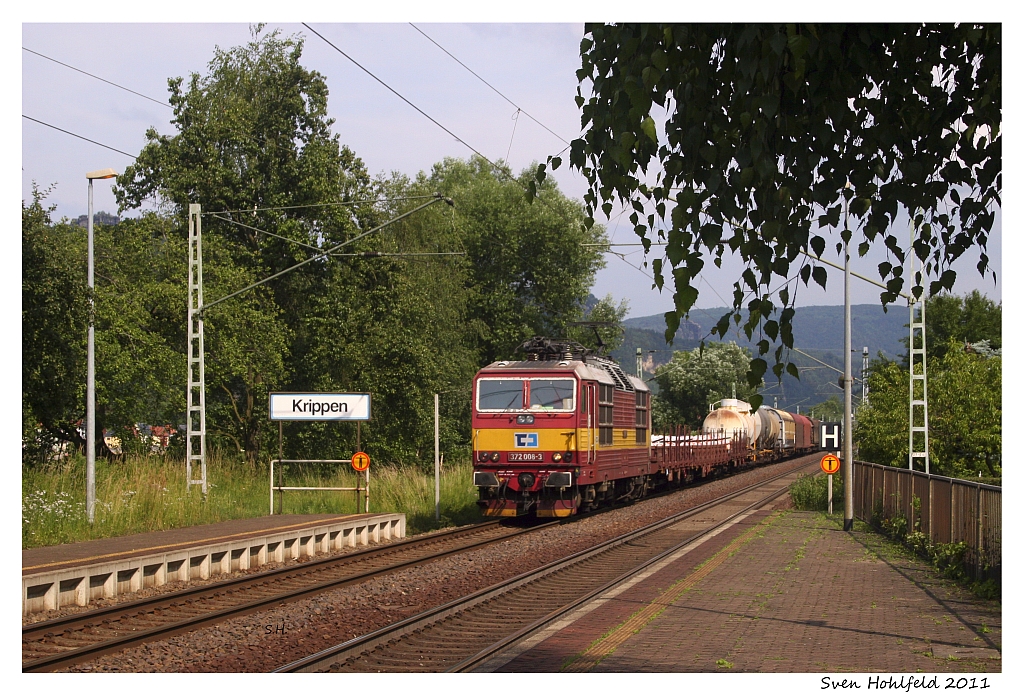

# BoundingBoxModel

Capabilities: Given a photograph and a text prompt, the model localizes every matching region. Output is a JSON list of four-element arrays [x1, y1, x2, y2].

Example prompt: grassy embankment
[[23, 452, 479, 549]]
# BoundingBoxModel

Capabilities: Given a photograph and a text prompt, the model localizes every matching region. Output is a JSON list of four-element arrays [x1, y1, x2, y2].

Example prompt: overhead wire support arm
[[728, 221, 913, 302], [199, 193, 451, 314], [208, 214, 464, 259], [202, 195, 439, 215]]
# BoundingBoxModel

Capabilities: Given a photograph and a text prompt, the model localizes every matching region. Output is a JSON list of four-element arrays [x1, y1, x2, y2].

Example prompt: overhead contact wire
[[408, 23, 572, 146], [302, 23, 503, 175], [23, 47, 172, 109], [22, 115, 137, 159], [302, 23, 566, 214]]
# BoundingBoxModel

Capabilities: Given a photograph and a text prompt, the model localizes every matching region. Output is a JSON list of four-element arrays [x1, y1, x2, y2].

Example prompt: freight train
[[472, 338, 821, 518]]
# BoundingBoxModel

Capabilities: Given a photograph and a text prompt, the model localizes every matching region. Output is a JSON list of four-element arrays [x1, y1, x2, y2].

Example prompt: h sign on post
[[821, 422, 842, 452]]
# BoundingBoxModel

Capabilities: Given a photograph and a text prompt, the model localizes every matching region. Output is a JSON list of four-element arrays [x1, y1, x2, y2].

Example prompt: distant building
[[75, 211, 120, 227]]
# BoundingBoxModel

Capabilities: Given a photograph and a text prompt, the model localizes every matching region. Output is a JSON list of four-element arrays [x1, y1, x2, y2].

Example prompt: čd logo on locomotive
[[514, 432, 539, 448]]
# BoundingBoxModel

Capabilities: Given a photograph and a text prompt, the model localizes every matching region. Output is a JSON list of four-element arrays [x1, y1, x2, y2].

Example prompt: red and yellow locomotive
[[472, 338, 652, 518], [472, 337, 822, 518]]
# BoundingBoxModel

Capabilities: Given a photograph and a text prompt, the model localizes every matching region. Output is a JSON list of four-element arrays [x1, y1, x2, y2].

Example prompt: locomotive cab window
[[528, 379, 575, 411], [476, 378, 524, 411], [635, 390, 649, 444], [598, 383, 615, 445]]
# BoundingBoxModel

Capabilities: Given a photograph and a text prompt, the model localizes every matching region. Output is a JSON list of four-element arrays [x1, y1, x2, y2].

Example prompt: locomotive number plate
[[508, 452, 544, 462]]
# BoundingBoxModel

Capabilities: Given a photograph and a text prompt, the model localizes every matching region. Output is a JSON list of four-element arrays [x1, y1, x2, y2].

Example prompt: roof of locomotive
[[478, 359, 649, 392]]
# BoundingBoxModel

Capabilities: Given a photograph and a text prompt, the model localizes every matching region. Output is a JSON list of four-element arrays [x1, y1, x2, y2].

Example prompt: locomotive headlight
[[563, 451, 573, 463], [552, 452, 563, 462], [478, 451, 490, 462], [490, 452, 500, 462]]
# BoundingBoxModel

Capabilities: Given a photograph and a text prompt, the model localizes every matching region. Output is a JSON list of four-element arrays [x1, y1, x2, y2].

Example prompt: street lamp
[[86, 168, 118, 524]]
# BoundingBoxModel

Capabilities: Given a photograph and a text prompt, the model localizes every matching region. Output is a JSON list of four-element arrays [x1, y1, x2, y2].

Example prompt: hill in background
[[607, 304, 909, 413]]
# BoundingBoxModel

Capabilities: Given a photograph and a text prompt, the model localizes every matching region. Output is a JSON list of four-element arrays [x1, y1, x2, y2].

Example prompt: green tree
[[903, 290, 1000, 364], [568, 293, 630, 355], [92, 214, 188, 447], [289, 176, 478, 466], [808, 395, 843, 421], [423, 156, 607, 364], [855, 342, 1000, 478], [22, 189, 88, 459], [547, 24, 1000, 407], [653, 342, 757, 428], [35, 28, 608, 468], [112, 27, 377, 463]]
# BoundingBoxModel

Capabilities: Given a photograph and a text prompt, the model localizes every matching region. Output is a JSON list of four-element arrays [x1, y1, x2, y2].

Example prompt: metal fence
[[853, 460, 1001, 583]]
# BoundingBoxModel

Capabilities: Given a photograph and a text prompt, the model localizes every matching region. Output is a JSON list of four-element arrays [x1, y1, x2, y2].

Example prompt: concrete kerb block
[[23, 513, 406, 615], [89, 568, 115, 600], [249, 541, 267, 568], [189, 552, 210, 580], [115, 564, 141, 596], [143, 561, 165, 588], [24, 580, 56, 613], [211, 550, 228, 575], [59, 574, 87, 608]]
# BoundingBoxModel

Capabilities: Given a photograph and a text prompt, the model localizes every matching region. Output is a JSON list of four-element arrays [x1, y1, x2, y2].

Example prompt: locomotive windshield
[[476, 378, 576, 412], [528, 379, 575, 410], [477, 379, 524, 410]]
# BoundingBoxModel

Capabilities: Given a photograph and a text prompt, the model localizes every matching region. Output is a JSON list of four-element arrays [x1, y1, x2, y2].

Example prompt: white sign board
[[821, 422, 842, 450], [269, 393, 371, 421]]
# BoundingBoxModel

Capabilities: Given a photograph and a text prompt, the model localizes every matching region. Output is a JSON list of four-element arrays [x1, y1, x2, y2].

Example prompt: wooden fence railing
[[853, 460, 1001, 583]]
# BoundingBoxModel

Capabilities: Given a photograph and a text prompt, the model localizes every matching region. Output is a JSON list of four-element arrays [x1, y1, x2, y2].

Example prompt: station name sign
[[269, 392, 371, 421]]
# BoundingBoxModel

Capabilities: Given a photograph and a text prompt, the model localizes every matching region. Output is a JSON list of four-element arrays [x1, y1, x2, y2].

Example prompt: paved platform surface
[[23, 514, 373, 575], [493, 509, 1001, 673]]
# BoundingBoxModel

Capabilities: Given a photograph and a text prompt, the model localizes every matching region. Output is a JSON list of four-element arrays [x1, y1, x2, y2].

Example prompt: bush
[[789, 473, 843, 512]]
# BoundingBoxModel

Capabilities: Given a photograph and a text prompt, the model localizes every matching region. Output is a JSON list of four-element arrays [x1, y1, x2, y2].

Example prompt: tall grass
[[23, 452, 479, 549], [789, 473, 844, 512]]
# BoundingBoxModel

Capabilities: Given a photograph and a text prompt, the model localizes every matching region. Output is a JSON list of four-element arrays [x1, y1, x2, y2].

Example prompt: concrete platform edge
[[23, 513, 405, 615]]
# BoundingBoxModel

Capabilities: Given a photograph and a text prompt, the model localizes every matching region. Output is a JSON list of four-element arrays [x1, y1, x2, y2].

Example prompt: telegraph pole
[[843, 188, 854, 532]]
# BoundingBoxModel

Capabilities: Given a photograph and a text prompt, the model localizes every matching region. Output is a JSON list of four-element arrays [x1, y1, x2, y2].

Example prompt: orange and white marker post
[[352, 452, 370, 512], [821, 454, 841, 515]]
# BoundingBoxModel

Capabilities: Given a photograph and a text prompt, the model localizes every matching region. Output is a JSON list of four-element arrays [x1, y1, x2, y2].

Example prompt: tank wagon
[[702, 399, 821, 461], [472, 338, 817, 518]]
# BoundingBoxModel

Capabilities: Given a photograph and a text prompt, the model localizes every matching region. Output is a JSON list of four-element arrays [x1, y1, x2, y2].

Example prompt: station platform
[[479, 507, 1001, 673], [23, 512, 404, 616]]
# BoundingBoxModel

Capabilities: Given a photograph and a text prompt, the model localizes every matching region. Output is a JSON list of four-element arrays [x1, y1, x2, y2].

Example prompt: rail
[[852, 460, 1001, 583], [276, 458, 813, 673]]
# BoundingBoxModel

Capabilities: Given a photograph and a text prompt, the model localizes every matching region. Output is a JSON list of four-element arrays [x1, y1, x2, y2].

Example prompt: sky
[[7, 4, 1020, 686], [18, 13, 1003, 321]]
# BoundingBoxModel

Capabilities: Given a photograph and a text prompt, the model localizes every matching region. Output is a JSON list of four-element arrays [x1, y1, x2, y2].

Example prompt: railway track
[[276, 459, 816, 673], [22, 518, 554, 672]]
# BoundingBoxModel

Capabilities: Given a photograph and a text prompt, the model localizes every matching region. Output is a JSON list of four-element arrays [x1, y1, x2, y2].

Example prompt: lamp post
[[85, 168, 118, 524]]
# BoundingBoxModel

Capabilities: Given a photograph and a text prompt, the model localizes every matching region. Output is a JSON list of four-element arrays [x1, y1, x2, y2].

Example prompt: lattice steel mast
[[186, 204, 208, 493], [908, 218, 930, 473]]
